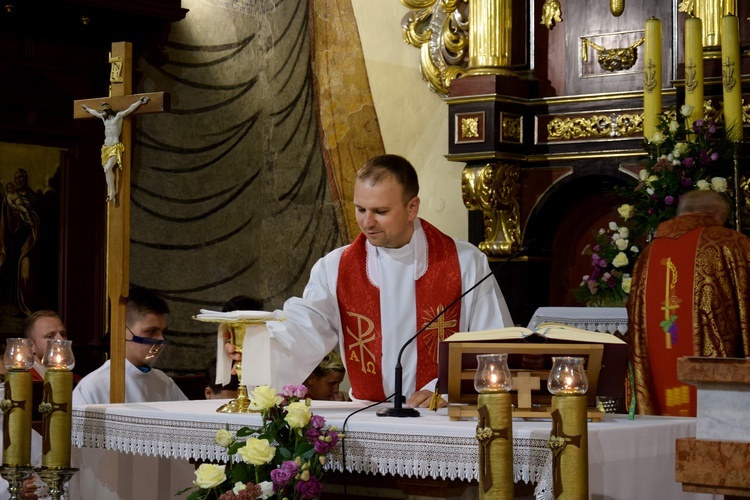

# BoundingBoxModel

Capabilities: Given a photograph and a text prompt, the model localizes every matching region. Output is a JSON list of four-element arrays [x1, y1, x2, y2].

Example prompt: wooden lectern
[[675, 357, 750, 498]]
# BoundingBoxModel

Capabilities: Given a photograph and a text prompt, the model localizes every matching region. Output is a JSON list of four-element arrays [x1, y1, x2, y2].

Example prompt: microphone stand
[[376, 242, 534, 417]]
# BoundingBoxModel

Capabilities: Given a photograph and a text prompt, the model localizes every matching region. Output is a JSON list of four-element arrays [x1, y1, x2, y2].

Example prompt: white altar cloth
[[527, 307, 628, 335], [72, 399, 716, 500]]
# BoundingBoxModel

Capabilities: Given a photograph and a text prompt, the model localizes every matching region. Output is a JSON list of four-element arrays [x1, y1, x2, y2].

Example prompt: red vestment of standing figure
[[628, 213, 750, 416]]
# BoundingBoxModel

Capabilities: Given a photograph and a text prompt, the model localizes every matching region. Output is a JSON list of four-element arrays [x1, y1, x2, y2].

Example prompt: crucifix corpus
[[73, 41, 170, 403]]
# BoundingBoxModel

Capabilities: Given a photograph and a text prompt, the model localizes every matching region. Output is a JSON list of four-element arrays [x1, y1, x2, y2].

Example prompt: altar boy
[[72, 286, 187, 405]]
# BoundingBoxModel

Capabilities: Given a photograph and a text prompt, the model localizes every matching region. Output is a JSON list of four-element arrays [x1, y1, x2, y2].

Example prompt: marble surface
[[676, 438, 750, 495]]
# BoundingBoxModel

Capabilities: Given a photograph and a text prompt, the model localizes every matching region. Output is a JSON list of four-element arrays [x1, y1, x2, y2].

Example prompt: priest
[[228, 154, 513, 407], [628, 189, 750, 416]]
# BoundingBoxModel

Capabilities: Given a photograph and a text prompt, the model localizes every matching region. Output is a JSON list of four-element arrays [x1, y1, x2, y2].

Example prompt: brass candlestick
[[0, 466, 33, 500], [217, 323, 250, 413], [36, 466, 78, 500], [474, 353, 514, 500]]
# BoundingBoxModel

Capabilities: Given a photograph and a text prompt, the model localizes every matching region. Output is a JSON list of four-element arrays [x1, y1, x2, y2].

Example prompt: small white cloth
[[197, 309, 287, 388]]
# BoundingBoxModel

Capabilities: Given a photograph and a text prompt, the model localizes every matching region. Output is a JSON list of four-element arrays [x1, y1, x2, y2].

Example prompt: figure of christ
[[80, 96, 150, 203]]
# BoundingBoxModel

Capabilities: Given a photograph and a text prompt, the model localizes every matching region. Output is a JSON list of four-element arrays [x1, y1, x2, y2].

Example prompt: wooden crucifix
[[73, 41, 170, 403]]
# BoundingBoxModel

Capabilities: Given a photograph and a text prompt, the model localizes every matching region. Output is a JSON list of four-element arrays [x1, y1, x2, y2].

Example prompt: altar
[[70, 399, 717, 499]]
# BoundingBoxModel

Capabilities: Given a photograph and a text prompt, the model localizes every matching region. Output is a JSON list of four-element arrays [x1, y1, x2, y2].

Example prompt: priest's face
[[125, 312, 168, 367], [354, 175, 419, 248]]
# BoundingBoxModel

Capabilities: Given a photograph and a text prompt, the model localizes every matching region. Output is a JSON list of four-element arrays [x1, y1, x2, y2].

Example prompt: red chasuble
[[337, 220, 462, 401], [642, 228, 701, 416]]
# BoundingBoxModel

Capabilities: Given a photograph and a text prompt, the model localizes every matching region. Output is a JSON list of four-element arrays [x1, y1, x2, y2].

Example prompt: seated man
[[23, 310, 67, 381], [73, 287, 188, 404], [304, 349, 346, 401], [628, 190, 750, 416]]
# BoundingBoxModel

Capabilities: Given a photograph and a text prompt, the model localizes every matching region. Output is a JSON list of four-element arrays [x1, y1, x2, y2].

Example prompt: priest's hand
[[222, 330, 242, 363], [406, 389, 447, 409]]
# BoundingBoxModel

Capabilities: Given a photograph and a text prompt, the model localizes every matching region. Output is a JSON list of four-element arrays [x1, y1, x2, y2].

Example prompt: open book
[[444, 323, 625, 344]]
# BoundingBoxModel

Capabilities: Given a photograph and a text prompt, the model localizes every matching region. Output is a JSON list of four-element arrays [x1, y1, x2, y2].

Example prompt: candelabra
[[547, 356, 589, 499], [474, 353, 513, 499]]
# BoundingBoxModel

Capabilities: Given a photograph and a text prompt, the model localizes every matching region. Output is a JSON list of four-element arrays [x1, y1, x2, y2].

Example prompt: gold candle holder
[[36, 466, 78, 500], [547, 356, 589, 500], [2, 338, 34, 468], [217, 323, 250, 413], [39, 340, 75, 469], [0, 466, 34, 500], [474, 353, 513, 499]]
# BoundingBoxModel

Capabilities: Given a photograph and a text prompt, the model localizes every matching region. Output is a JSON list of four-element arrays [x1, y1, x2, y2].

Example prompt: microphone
[[376, 239, 537, 417]]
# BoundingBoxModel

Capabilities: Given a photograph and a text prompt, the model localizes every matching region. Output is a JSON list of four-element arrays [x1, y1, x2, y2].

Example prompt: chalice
[[217, 322, 250, 413]]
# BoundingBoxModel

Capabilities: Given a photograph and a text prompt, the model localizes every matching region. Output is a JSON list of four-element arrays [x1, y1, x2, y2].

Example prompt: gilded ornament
[[610, 0, 624, 16], [678, 0, 737, 47], [547, 113, 643, 141], [501, 115, 521, 142], [540, 0, 562, 30], [581, 37, 644, 73], [685, 59, 698, 93], [722, 56, 737, 92], [643, 59, 658, 92], [462, 162, 520, 256], [461, 117, 479, 138], [0, 399, 11, 413], [401, 0, 468, 95]]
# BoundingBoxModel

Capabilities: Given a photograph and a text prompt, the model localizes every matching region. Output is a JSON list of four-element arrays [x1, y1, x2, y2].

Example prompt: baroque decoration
[[462, 162, 521, 256], [581, 36, 645, 73], [179, 385, 343, 500], [547, 113, 643, 141], [401, 0, 468, 95]]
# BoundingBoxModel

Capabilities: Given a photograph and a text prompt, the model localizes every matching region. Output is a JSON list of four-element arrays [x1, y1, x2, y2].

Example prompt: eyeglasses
[[126, 325, 169, 346]]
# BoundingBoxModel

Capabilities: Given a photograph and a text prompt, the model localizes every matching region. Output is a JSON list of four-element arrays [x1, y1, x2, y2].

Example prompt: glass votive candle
[[3, 338, 34, 371], [547, 356, 589, 395], [42, 340, 75, 371], [474, 353, 513, 393]]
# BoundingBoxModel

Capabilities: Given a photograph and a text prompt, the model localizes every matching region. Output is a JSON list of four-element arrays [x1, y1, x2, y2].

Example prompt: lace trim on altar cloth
[[526, 306, 628, 335], [72, 410, 555, 500]]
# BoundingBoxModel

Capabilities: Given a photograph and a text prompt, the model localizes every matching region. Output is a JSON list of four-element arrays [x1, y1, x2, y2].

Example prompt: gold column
[[684, 17, 704, 128], [643, 18, 662, 140], [468, 0, 516, 76], [721, 15, 743, 142]]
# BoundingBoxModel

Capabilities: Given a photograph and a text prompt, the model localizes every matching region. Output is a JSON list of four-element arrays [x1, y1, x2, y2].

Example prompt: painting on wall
[[0, 141, 65, 339]]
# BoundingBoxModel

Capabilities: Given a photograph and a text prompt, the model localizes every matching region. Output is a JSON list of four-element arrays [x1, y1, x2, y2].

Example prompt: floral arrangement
[[575, 216, 640, 307], [179, 385, 343, 500], [624, 104, 733, 240]]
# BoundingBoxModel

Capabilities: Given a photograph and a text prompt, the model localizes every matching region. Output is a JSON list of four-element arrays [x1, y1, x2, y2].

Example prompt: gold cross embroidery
[[1, 381, 28, 453], [476, 404, 510, 492], [660, 257, 679, 349], [422, 305, 457, 362]]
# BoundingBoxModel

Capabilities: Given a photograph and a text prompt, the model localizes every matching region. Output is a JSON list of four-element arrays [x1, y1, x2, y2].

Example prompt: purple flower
[[682, 157, 694, 167], [270, 461, 299, 489], [665, 195, 675, 205], [313, 438, 333, 454], [593, 244, 601, 252], [681, 177, 693, 187], [309, 414, 326, 430], [709, 123, 717, 134], [710, 152, 719, 161], [598, 258, 607, 268], [306, 427, 322, 441], [296, 476, 323, 500], [281, 384, 308, 399], [693, 119, 704, 130]]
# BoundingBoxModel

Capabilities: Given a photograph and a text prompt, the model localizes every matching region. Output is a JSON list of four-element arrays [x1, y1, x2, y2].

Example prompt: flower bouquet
[[626, 104, 733, 240], [575, 215, 640, 307], [179, 385, 343, 500]]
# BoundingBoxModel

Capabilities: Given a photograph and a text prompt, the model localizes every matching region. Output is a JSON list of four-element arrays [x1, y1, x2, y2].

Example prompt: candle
[[40, 340, 75, 468], [721, 15, 743, 142], [2, 338, 34, 467], [684, 17, 704, 128], [643, 18, 663, 140]]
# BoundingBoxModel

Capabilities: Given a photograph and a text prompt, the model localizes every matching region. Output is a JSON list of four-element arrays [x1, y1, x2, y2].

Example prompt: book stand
[[442, 342, 607, 421]]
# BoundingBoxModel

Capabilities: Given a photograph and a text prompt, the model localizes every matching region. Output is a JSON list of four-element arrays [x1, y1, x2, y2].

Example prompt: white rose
[[248, 385, 283, 411], [618, 227, 629, 238], [680, 104, 694, 118], [238, 438, 276, 466], [618, 204, 634, 219], [612, 233, 621, 241], [608, 221, 618, 231], [259, 481, 274, 499], [194, 464, 226, 489], [668, 120, 680, 134], [711, 177, 727, 193], [630, 245, 639, 253], [622, 277, 632, 294], [616, 238, 629, 251], [612, 252, 629, 268], [648, 131, 666, 144], [233, 482, 247, 495], [285, 400, 312, 429], [639, 169, 649, 181], [215, 429, 234, 448], [696, 179, 711, 191], [647, 187, 655, 195]]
